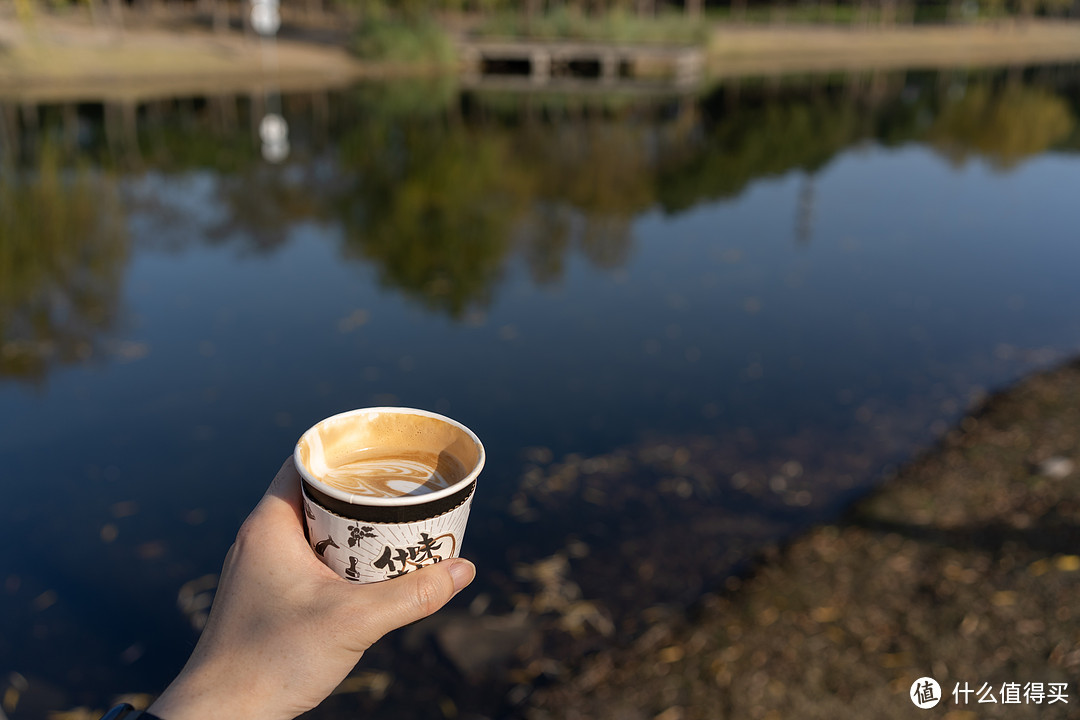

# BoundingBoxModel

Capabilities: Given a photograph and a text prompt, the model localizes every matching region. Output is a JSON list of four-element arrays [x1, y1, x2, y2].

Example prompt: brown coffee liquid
[[317, 448, 467, 498]]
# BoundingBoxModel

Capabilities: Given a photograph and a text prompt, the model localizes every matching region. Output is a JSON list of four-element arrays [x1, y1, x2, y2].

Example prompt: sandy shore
[[3, 9, 1080, 103]]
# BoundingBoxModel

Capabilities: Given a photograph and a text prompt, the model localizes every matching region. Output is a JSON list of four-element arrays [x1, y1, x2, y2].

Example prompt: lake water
[[2, 66, 1080, 716]]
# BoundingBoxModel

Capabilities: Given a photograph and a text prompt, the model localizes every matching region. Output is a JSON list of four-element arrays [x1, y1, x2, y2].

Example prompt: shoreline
[[522, 357, 1080, 718], [3, 12, 1080, 102], [0, 12, 368, 103], [707, 21, 1080, 78]]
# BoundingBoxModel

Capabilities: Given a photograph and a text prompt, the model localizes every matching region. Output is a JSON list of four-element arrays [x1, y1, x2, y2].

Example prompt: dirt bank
[[708, 21, 1080, 77], [4, 8, 1080, 103], [0, 8, 367, 103], [524, 359, 1080, 719]]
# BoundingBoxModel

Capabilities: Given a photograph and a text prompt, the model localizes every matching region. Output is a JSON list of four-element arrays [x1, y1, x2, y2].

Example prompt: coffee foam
[[297, 409, 481, 500], [315, 449, 465, 498]]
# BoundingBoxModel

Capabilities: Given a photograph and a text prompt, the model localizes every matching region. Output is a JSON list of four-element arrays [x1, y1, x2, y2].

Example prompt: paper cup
[[294, 407, 484, 583]]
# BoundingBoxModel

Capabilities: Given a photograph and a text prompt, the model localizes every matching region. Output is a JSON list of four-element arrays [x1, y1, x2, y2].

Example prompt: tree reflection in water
[[338, 115, 532, 318], [928, 83, 1075, 168], [0, 142, 128, 382], [1, 67, 1077, 377]]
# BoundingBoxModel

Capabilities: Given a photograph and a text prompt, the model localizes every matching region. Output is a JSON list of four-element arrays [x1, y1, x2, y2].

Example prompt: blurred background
[[2, 1, 1080, 718]]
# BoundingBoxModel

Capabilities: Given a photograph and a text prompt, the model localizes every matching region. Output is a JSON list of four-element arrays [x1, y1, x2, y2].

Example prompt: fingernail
[[448, 559, 476, 593]]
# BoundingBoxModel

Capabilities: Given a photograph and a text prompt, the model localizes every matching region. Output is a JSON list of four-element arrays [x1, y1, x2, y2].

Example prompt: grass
[[474, 8, 710, 46], [707, 4, 880, 24], [352, 17, 457, 65]]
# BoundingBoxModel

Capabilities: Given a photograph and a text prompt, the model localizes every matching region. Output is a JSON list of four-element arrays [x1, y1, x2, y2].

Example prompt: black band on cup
[[302, 479, 477, 524]]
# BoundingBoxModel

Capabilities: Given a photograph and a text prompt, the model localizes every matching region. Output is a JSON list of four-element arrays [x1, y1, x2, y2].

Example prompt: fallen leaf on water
[[3, 687, 19, 713], [33, 590, 57, 612], [100, 524, 118, 543], [111, 501, 138, 519], [138, 542, 166, 560], [337, 309, 369, 333], [331, 671, 391, 700], [47, 708, 98, 720], [111, 693, 154, 710], [114, 341, 150, 362]]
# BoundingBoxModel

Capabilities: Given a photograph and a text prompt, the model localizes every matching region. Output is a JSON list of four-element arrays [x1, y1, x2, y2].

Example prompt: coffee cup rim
[[294, 407, 485, 508]]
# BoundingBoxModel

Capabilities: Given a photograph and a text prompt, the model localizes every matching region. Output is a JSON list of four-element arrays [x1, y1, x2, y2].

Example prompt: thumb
[[350, 558, 476, 646]]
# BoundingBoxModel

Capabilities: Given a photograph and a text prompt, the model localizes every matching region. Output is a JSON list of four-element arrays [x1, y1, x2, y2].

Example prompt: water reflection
[[0, 143, 128, 381], [928, 83, 1075, 168], [3, 69, 1077, 338], [338, 109, 529, 316], [2, 65, 1080, 717]]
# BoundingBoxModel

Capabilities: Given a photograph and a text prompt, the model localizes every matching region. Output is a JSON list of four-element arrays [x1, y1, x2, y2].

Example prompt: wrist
[[100, 704, 165, 720], [148, 659, 284, 720]]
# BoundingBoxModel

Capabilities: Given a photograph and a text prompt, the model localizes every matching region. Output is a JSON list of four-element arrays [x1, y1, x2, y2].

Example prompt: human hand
[[147, 457, 476, 720]]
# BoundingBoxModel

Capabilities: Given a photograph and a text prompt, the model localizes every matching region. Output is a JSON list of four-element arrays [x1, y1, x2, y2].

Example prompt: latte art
[[318, 449, 466, 498]]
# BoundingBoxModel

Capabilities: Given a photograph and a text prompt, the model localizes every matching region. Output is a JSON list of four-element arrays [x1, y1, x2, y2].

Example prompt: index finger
[[260, 455, 304, 523]]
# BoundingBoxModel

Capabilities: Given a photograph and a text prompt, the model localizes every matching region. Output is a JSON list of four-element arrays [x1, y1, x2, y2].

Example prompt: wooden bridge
[[458, 39, 705, 89]]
